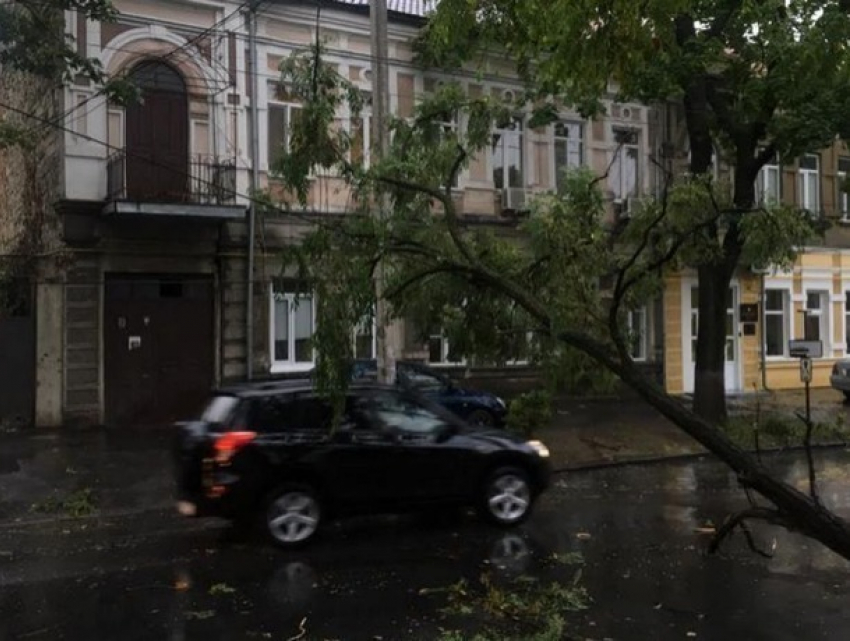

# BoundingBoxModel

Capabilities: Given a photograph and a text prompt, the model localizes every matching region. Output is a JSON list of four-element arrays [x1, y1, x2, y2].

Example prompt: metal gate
[[104, 274, 214, 426]]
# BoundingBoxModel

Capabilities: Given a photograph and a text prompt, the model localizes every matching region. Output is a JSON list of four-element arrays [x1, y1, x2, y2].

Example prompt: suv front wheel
[[264, 484, 323, 547], [479, 466, 533, 526]]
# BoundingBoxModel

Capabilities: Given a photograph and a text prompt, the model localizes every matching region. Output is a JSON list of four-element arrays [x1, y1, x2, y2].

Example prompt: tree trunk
[[693, 264, 732, 423], [623, 368, 850, 560]]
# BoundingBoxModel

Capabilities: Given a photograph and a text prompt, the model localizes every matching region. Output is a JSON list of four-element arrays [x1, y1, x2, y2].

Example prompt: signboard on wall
[[739, 303, 759, 323], [789, 340, 823, 359]]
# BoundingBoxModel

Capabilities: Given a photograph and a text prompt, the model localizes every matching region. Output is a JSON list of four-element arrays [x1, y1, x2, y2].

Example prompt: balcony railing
[[106, 151, 237, 206]]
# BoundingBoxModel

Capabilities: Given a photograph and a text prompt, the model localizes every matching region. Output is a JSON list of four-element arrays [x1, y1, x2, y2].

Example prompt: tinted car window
[[201, 395, 240, 425], [249, 394, 333, 433], [364, 391, 450, 435]]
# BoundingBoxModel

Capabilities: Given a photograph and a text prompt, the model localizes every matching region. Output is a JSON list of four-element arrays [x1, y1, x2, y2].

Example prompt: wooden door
[[104, 275, 214, 426], [125, 61, 189, 202]]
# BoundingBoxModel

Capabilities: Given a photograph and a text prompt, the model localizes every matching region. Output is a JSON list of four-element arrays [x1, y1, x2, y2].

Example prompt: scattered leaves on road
[[209, 583, 236, 596], [184, 610, 215, 621]]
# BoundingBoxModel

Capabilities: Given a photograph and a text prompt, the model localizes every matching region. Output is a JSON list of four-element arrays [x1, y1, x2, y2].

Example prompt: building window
[[845, 294, 850, 353], [491, 115, 524, 189], [804, 290, 829, 355], [756, 154, 780, 205], [71, 92, 89, 137], [764, 289, 789, 357], [627, 307, 647, 361], [838, 157, 850, 219], [428, 331, 463, 365], [350, 91, 372, 167], [553, 121, 583, 191], [270, 286, 314, 371], [798, 154, 820, 213], [353, 315, 376, 360], [438, 111, 461, 188], [610, 129, 639, 199], [267, 84, 302, 170]]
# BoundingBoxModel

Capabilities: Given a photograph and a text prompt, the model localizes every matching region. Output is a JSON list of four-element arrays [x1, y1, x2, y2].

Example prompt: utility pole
[[370, 0, 396, 384], [246, 1, 261, 381]]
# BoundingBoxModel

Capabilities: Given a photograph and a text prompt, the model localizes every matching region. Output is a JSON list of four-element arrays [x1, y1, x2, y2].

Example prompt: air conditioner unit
[[501, 188, 529, 213]]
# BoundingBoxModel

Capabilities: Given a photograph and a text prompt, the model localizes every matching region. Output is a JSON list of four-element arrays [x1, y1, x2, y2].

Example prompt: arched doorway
[[125, 60, 189, 201]]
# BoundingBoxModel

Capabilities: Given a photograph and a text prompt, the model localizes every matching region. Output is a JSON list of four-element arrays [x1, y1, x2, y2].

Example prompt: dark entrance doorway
[[104, 274, 214, 426], [125, 61, 189, 201], [0, 278, 34, 426]]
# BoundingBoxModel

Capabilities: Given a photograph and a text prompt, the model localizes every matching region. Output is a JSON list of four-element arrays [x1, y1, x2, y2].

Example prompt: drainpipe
[[246, 1, 260, 381], [759, 270, 771, 391]]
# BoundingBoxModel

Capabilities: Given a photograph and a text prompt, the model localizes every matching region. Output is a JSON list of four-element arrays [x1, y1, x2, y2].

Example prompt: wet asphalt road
[[2, 450, 850, 640]]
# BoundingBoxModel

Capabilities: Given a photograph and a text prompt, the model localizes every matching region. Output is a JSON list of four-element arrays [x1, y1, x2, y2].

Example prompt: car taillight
[[214, 430, 256, 464]]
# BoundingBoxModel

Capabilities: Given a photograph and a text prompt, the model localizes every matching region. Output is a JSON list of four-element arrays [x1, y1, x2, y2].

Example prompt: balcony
[[103, 151, 245, 219]]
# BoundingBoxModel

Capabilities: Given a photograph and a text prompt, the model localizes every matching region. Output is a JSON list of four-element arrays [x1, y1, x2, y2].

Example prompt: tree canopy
[[417, 0, 850, 422], [266, 2, 850, 558]]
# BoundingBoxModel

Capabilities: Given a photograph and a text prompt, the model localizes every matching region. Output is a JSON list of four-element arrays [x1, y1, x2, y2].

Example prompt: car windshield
[[398, 365, 445, 391]]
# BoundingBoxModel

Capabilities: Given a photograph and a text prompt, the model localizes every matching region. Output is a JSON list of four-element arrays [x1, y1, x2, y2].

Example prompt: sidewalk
[[0, 389, 847, 526], [538, 387, 850, 471]]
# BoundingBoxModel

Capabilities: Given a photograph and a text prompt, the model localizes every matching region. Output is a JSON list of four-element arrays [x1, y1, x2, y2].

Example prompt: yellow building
[[663, 140, 850, 394]]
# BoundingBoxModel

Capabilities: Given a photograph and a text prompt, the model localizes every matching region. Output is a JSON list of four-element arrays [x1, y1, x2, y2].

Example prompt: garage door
[[104, 274, 214, 426]]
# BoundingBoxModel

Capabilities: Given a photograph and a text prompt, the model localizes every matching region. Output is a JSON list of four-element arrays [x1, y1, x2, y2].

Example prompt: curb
[[552, 440, 850, 475]]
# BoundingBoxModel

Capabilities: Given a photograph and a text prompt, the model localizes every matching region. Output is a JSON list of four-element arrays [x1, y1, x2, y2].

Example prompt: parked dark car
[[350, 359, 508, 427], [174, 380, 551, 548]]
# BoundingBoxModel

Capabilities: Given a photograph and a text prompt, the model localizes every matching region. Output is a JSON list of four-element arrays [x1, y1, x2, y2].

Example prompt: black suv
[[175, 380, 551, 547]]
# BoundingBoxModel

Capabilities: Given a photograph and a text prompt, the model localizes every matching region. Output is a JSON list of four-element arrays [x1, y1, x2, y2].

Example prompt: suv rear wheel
[[264, 484, 322, 547], [479, 466, 532, 526]]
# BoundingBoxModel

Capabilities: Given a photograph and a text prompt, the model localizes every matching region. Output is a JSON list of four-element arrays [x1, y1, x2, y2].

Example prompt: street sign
[[789, 339, 823, 359], [800, 356, 813, 383]]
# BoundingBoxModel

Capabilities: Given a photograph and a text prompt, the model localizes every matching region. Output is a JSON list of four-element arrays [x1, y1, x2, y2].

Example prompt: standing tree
[[0, 0, 133, 307], [418, 0, 850, 423], [266, 37, 850, 560]]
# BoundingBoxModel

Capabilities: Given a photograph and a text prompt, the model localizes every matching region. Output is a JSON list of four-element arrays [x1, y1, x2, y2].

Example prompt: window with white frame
[[838, 157, 850, 219], [428, 331, 464, 365], [271, 285, 314, 371], [491, 115, 525, 189], [804, 290, 829, 355], [610, 128, 639, 199], [845, 293, 850, 352], [267, 83, 302, 170], [764, 288, 790, 357], [553, 120, 583, 191], [756, 154, 780, 205], [505, 331, 534, 365], [798, 154, 820, 213], [437, 110, 461, 188], [352, 314, 376, 360], [71, 92, 89, 137], [627, 307, 648, 361], [350, 91, 372, 167]]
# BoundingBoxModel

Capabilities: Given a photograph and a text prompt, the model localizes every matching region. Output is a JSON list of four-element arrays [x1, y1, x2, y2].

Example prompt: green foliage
[[268, 46, 723, 407], [431, 571, 587, 641], [506, 390, 553, 438], [723, 413, 850, 450], [0, 1, 136, 148], [30, 487, 97, 518]]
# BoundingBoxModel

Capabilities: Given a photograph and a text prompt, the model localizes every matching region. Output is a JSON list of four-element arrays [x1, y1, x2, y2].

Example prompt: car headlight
[[526, 439, 550, 458], [495, 397, 507, 410]]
